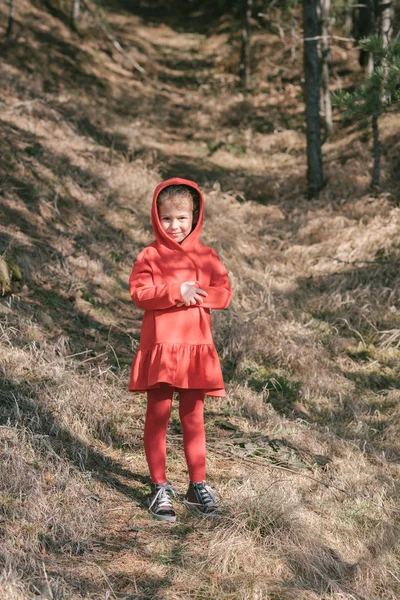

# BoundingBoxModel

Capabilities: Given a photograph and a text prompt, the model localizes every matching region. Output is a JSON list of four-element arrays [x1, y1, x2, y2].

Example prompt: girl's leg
[[178, 389, 206, 483], [144, 384, 174, 484]]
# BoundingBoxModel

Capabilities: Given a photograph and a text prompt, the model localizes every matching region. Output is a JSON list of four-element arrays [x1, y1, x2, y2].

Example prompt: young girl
[[129, 177, 232, 522]]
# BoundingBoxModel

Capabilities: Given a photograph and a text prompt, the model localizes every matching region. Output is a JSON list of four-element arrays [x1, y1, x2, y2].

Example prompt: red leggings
[[144, 383, 206, 484]]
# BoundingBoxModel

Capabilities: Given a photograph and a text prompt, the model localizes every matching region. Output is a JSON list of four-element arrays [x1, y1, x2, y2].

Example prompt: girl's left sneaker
[[146, 482, 177, 522], [183, 481, 221, 517]]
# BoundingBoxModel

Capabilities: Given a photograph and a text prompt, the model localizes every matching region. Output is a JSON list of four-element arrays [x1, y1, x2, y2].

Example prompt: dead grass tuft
[[0, 570, 27, 600], [0, 426, 102, 593], [184, 477, 360, 599]]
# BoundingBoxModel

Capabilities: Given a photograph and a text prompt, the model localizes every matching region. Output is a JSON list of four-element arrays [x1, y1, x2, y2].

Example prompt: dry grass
[[1, 0, 400, 598]]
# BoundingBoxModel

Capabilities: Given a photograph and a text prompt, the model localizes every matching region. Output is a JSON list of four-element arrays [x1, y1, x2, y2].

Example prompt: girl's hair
[[157, 185, 200, 226]]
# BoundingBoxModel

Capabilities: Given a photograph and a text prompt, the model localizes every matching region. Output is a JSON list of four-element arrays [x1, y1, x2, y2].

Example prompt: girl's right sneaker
[[146, 482, 177, 522], [183, 481, 221, 517]]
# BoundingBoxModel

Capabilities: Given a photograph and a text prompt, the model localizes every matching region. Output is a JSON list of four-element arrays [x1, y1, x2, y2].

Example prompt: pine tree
[[303, 0, 324, 197], [332, 36, 400, 188], [5, 0, 16, 40], [71, 0, 81, 31], [320, 0, 333, 136], [239, 0, 253, 89]]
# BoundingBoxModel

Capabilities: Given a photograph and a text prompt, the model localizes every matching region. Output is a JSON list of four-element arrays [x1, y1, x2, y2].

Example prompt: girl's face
[[158, 197, 194, 243]]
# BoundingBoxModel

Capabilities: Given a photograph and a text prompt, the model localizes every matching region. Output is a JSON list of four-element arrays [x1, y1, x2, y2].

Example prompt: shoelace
[[194, 482, 217, 507], [148, 484, 176, 512]]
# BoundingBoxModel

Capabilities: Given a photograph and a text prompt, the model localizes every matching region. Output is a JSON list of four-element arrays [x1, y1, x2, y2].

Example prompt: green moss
[[6, 259, 22, 282], [170, 415, 182, 434], [24, 143, 43, 157], [224, 143, 247, 155], [243, 365, 302, 406], [0, 258, 11, 295], [152, 546, 184, 566], [109, 251, 125, 264], [207, 141, 246, 155], [81, 287, 95, 304], [0, 257, 23, 295], [346, 347, 373, 362]]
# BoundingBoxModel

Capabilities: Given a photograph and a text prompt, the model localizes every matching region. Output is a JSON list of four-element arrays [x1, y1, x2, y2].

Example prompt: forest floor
[[1, 1, 400, 599]]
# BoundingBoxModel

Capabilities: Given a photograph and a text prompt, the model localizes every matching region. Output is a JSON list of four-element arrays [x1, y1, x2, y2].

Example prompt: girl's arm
[[129, 260, 182, 310], [198, 250, 232, 310]]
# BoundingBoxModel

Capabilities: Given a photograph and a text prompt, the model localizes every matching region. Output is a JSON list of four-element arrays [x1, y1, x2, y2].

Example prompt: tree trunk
[[344, 0, 354, 35], [239, 0, 253, 89], [370, 0, 381, 187], [356, 0, 375, 72], [5, 0, 16, 40], [303, 0, 324, 197], [320, 0, 333, 137], [366, 0, 377, 74], [380, 0, 393, 86], [71, 0, 81, 30], [371, 111, 380, 188], [380, 0, 393, 45]]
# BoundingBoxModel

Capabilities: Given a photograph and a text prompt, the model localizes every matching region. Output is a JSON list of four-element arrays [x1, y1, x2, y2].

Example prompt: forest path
[[107, 12, 307, 200]]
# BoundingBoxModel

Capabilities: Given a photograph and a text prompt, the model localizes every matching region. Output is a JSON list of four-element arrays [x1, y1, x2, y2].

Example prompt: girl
[[129, 177, 232, 522]]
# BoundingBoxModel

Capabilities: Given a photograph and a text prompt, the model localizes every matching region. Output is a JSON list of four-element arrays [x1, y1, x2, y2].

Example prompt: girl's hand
[[178, 281, 208, 307]]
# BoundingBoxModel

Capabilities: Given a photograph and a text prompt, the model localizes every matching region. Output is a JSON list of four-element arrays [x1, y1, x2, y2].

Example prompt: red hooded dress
[[128, 178, 232, 397]]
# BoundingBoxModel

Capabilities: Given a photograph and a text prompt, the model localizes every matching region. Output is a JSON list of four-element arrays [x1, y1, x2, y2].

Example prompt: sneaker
[[183, 481, 221, 516], [146, 482, 177, 522]]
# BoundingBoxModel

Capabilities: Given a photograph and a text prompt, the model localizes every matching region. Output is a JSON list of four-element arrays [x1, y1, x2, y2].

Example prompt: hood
[[151, 177, 204, 251]]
